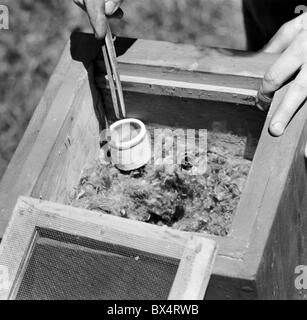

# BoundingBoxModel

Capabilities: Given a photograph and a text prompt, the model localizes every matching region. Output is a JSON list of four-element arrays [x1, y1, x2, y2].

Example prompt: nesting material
[[70, 127, 251, 236]]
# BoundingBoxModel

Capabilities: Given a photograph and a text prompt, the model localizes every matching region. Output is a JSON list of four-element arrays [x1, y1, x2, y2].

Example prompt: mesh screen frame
[[0, 196, 217, 300], [16, 231, 180, 300]]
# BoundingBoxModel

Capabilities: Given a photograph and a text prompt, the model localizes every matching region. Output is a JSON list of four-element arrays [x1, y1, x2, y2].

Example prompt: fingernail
[[256, 90, 273, 112], [255, 100, 265, 112], [270, 122, 284, 136]]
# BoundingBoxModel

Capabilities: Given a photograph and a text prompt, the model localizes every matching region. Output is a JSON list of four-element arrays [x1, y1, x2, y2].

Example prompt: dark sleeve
[[243, 0, 304, 51]]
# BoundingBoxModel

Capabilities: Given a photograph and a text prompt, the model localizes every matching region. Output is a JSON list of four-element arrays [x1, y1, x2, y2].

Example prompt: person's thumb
[[105, 0, 122, 16], [84, 0, 107, 40]]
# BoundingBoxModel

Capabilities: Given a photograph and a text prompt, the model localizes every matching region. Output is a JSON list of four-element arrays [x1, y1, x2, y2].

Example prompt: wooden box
[[1, 33, 307, 299], [0, 197, 216, 300]]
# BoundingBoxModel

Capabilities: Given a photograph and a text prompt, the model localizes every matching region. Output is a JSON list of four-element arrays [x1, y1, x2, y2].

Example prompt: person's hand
[[258, 13, 307, 138], [74, 0, 123, 40]]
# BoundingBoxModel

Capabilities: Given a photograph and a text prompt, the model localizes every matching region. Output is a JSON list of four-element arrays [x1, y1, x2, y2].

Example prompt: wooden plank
[[0, 61, 85, 237], [168, 237, 217, 300], [0, 196, 216, 300], [96, 38, 277, 78], [241, 85, 307, 299], [0, 41, 72, 236], [0, 41, 72, 187], [31, 65, 102, 204], [97, 71, 259, 106], [95, 38, 278, 106], [115, 39, 276, 78], [0, 34, 103, 238], [232, 84, 307, 258]]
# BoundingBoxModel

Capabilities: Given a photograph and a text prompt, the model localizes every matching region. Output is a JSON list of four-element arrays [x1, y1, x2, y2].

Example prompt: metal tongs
[[102, 23, 126, 119]]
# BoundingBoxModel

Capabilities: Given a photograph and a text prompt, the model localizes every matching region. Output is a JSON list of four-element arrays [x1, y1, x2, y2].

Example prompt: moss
[[70, 128, 251, 237]]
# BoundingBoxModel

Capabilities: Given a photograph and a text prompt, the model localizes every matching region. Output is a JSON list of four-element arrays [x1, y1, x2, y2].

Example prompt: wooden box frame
[[0, 197, 217, 300], [0, 32, 307, 299]]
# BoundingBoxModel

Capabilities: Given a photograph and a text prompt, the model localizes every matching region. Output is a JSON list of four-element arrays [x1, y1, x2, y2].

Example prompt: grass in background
[[119, 0, 245, 48], [0, 0, 245, 178]]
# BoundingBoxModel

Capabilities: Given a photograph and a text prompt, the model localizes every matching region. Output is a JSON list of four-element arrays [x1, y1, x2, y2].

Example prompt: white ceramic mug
[[109, 118, 151, 171]]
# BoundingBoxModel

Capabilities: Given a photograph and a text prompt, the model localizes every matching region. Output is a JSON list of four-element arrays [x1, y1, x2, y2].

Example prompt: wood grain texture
[[96, 67, 259, 106], [95, 38, 277, 106], [0, 41, 72, 237], [204, 84, 307, 300], [115, 39, 275, 78], [0, 34, 103, 238], [240, 84, 307, 300], [31, 64, 102, 204], [168, 237, 217, 300], [0, 196, 217, 300]]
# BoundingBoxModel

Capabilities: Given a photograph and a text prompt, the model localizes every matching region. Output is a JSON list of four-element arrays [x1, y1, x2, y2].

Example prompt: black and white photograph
[[0, 0, 307, 303]]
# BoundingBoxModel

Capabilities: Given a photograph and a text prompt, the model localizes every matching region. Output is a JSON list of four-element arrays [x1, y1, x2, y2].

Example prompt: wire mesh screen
[[16, 229, 179, 300]]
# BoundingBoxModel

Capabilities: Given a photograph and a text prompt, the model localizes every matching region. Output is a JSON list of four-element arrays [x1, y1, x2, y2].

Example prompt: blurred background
[[0, 0, 245, 178]]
